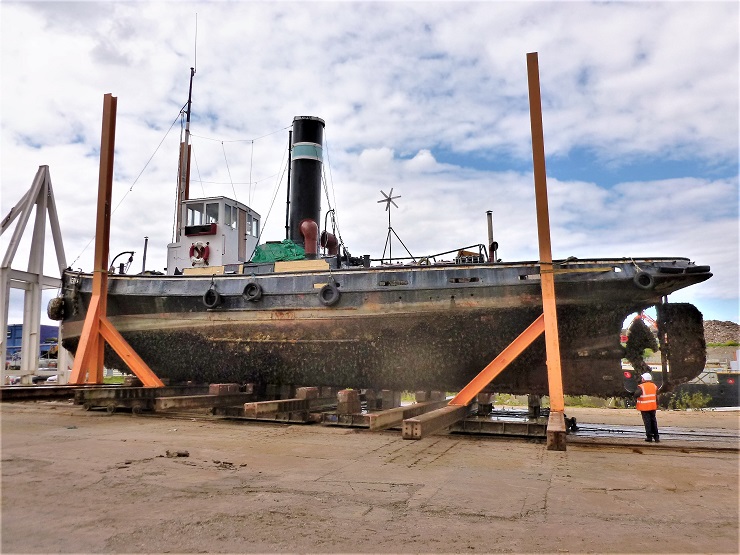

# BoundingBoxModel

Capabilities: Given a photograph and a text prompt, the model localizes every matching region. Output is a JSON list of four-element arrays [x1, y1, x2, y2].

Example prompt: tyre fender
[[318, 282, 341, 307], [203, 288, 222, 309], [633, 271, 655, 290], [243, 281, 263, 302]]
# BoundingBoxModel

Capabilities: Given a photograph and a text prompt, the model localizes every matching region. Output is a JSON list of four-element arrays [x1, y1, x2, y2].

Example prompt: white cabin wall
[[166, 197, 261, 274]]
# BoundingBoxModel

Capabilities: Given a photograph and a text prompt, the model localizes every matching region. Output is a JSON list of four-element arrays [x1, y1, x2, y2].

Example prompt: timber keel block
[[402, 404, 468, 440], [546, 410, 567, 451]]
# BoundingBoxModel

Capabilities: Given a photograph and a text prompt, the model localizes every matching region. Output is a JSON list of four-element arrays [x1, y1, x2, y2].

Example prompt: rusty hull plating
[[59, 258, 711, 396]]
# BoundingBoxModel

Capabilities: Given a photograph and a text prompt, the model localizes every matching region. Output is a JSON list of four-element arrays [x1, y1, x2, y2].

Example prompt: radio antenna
[[194, 13, 198, 73]]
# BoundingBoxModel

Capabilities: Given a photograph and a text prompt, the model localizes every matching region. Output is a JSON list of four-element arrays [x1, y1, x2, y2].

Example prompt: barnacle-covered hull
[[59, 257, 711, 396]]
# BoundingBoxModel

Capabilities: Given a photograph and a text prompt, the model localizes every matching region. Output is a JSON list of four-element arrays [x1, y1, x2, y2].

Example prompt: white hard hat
[[641, 372, 653, 381]]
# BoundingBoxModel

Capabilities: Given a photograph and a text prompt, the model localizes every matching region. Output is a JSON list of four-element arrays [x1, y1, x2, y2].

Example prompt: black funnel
[[288, 116, 325, 247]]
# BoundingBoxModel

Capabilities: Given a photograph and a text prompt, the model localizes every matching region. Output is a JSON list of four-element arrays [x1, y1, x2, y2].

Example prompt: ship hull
[[59, 257, 711, 396]]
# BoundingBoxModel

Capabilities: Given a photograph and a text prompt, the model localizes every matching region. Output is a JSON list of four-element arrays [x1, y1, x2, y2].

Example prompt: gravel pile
[[704, 320, 740, 344]]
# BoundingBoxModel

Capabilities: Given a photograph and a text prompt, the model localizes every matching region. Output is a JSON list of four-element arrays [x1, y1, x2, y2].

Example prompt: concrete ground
[[1, 401, 738, 553]]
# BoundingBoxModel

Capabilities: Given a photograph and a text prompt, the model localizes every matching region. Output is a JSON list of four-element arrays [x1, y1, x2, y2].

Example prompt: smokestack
[[486, 211, 498, 262], [288, 116, 325, 251]]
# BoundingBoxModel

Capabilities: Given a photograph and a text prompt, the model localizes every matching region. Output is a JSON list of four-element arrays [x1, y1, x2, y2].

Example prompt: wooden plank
[[401, 405, 468, 440], [274, 260, 330, 272], [527, 52, 566, 423], [546, 411, 567, 451], [449, 315, 545, 407], [183, 266, 225, 276], [368, 400, 449, 431], [99, 316, 164, 387]]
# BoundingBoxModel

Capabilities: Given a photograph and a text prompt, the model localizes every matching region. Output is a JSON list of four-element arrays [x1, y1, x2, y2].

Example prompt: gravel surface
[[1, 402, 738, 554]]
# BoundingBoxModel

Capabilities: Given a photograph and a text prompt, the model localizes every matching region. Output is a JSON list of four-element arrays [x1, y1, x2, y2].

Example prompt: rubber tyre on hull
[[243, 282, 263, 302], [318, 282, 341, 306], [633, 271, 655, 290], [203, 288, 222, 309]]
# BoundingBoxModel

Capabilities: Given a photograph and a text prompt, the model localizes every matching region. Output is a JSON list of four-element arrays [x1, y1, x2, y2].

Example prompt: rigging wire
[[190, 144, 206, 197], [184, 173, 280, 187], [246, 142, 290, 262], [249, 140, 254, 207], [70, 105, 186, 269], [189, 125, 290, 144], [323, 132, 340, 222], [319, 135, 347, 253], [187, 124, 290, 207], [221, 141, 238, 202], [193, 13, 198, 73]]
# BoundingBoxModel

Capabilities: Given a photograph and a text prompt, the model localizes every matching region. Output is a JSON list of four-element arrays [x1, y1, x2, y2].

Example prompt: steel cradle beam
[[155, 393, 255, 411]]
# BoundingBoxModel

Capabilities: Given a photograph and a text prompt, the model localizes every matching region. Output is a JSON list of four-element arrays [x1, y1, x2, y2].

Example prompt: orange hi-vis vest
[[636, 382, 658, 411]]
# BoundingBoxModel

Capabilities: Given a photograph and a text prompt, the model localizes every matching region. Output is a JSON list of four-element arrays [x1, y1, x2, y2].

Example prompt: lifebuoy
[[633, 271, 655, 290], [318, 282, 341, 306], [190, 241, 210, 266], [203, 288, 222, 308], [243, 281, 263, 302]]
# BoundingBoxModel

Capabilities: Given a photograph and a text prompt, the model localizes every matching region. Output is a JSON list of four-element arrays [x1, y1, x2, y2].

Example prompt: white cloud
[[404, 149, 439, 173], [1, 0, 737, 325]]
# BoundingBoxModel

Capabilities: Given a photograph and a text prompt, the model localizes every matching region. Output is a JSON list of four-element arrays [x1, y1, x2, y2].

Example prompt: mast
[[175, 67, 196, 241], [285, 130, 292, 239]]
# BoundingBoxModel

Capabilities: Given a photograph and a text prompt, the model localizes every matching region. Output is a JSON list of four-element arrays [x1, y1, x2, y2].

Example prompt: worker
[[635, 372, 660, 442]]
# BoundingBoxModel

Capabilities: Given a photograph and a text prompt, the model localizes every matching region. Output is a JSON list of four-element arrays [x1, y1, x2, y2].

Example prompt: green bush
[[493, 393, 528, 406], [706, 341, 739, 347], [668, 391, 712, 410]]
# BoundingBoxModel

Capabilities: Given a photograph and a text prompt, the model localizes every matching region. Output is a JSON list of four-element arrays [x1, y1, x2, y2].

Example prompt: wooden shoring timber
[[527, 51, 566, 450], [401, 405, 469, 440], [368, 399, 449, 431], [69, 94, 163, 388], [449, 314, 545, 407], [433, 53, 567, 449]]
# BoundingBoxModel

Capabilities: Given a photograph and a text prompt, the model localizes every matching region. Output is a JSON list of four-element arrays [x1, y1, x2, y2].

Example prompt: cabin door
[[238, 209, 247, 260]]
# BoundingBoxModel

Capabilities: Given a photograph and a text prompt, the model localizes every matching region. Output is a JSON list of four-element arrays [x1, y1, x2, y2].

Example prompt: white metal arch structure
[[1, 165, 67, 384]]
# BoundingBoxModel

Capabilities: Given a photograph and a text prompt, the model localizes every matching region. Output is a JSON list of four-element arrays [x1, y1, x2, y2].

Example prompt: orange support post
[[527, 52, 567, 450], [69, 94, 164, 388], [449, 314, 545, 407]]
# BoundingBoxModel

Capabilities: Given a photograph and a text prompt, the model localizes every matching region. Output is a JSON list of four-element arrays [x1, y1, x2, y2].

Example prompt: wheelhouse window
[[225, 205, 237, 229], [205, 203, 219, 224], [186, 203, 205, 226], [245, 214, 259, 237]]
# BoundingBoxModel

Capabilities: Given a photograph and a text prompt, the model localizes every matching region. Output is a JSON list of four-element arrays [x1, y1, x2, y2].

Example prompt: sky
[[1, 0, 738, 328]]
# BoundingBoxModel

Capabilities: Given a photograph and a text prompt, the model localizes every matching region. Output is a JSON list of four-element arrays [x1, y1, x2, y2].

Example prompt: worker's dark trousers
[[640, 410, 659, 440]]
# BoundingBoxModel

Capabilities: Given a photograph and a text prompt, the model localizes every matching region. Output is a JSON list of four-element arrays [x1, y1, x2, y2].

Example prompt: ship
[[51, 114, 713, 396]]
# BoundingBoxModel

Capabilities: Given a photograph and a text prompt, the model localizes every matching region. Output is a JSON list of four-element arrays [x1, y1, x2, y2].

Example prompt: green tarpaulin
[[250, 240, 306, 263]]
